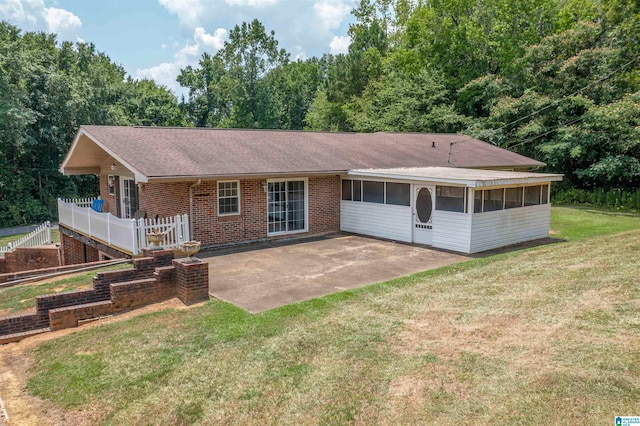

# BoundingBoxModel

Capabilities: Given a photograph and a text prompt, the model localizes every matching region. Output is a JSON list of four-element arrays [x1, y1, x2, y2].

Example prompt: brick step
[[110, 277, 157, 289], [110, 277, 173, 311], [0, 327, 50, 345], [154, 265, 175, 280], [49, 300, 114, 331]]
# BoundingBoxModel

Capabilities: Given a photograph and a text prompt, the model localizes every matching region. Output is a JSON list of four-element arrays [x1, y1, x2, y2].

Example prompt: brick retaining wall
[[0, 249, 209, 344], [0, 259, 121, 286], [0, 246, 61, 274]]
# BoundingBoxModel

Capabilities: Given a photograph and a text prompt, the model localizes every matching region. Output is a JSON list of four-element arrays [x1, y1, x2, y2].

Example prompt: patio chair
[[91, 199, 104, 212]]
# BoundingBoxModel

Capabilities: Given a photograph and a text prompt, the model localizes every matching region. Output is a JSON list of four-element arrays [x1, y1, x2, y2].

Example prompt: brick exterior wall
[[86, 245, 100, 262], [308, 176, 341, 235], [139, 182, 190, 219], [0, 246, 61, 274], [97, 173, 341, 248], [61, 232, 86, 265], [99, 172, 118, 216], [191, 179, 266, 246], [0, 249, 209, 343]]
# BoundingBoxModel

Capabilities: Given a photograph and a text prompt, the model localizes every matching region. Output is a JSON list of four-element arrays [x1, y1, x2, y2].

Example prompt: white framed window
[[267, 178, 308, 235], [218, 180, 240, 216], [435, 186, 467, 213], [107, 175, 116, 196], [341, 179, 410, 206]]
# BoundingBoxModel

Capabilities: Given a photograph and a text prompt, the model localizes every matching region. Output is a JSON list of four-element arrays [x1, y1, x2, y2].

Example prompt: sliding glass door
[[267, 179, 307, 234]]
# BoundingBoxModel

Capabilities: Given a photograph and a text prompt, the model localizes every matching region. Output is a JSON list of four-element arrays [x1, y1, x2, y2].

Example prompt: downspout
[[189, 179, 202, 240]]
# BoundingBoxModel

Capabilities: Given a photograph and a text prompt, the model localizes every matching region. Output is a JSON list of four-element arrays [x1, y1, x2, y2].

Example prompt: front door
[[120, 178, 138, 219], [413, 185, 434, 245]]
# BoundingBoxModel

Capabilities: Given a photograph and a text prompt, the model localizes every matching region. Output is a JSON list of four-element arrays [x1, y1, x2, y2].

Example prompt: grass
[[550, 206, 640, 240], [0, 263, 132, 315], [0, 228, 60, 247], [19, 207, 640, 424]]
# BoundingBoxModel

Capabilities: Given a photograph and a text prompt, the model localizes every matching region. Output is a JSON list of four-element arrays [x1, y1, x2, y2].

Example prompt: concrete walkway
[[201, 234, 468, 313]]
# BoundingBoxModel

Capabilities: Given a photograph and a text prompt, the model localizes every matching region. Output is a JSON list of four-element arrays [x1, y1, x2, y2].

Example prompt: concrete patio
[[201, 234, 469, 313]]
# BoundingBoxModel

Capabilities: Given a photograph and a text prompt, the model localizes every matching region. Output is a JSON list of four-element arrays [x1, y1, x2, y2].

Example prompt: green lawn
[[0, 263, 132, 315], [551, 206, 640, 240], [0, 227, 60, 247], [19, 207, 640, 424]]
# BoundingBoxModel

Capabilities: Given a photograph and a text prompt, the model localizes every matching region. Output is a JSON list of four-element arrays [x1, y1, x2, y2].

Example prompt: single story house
[[58, 125, 562, 261]]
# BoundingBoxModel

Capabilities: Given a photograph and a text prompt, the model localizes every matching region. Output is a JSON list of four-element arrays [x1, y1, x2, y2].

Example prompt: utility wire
[[506, 117, 584, 151], [491, 56, 639, 134]]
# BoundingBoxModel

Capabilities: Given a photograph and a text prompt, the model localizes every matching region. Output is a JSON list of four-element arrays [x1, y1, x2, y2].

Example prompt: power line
[[506, 117, 584, 151], [491, 56, 639, 134]]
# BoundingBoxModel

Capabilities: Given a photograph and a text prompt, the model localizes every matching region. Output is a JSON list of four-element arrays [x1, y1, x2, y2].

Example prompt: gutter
[[189, 178, 202, 238], [144, 170, 349, 183]]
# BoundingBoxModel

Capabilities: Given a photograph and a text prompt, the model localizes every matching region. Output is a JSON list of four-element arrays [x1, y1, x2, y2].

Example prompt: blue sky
[[1, 0, 356, 96]]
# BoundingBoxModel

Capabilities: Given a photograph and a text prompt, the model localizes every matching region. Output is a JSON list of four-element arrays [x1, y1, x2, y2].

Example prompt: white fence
[[136, 215, 190, 254], [60, 197, 96, 208], [0, 221, 52, 255], [58, 199, 190, 256]]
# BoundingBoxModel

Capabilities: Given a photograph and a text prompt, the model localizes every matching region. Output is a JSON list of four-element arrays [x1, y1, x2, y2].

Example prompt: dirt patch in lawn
[[0, 298, 205, 426]]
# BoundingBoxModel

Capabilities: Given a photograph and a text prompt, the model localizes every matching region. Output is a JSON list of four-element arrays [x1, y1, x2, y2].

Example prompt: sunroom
[[340, 167, 563, 254]]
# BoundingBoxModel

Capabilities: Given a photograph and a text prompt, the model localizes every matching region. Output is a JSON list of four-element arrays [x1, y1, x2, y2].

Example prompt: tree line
[[1, 0, 639, 227]]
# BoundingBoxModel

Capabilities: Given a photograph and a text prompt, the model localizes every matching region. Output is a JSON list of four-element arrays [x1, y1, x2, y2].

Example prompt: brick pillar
[[173, 259, 209, 305], [60, 232, 85, 265], [86, 245, 100, 262]]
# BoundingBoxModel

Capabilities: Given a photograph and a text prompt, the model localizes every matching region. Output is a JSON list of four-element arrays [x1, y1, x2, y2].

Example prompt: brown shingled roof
[[63, 126, 544, 181]]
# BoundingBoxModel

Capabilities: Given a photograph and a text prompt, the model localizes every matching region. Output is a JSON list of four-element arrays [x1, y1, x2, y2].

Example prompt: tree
[[179, 19, 289, 129], [267, 59, 322, 130], [0, 22, 183, 227]]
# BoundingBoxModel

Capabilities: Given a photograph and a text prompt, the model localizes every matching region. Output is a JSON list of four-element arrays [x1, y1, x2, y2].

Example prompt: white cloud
[[0, 0, 82, 41], [329, 35, 350, 54], [46, 7, 81, 37], [313, 0, 354, 31], [225, 0, 279, 7], [136, 26, 227, 96], [194, 27, 226, 50], [136, 62, 181, 90], [158, 0, 205, 26]]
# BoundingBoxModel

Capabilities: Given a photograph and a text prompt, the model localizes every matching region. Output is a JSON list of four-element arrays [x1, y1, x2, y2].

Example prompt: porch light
[[110, 163, 116, 171], [262, 181, 268, 192]]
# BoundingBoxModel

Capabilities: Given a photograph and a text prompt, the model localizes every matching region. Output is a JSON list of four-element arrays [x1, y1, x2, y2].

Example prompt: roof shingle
[[71, 126, 545, 180]]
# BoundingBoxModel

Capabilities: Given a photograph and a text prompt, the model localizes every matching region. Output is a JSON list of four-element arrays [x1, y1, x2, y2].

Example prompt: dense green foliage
[[1, 0, 639, 226], [0, 22, 185, 227], [178, 0, 639, 194], [553, 187, 640, 209], [304, 0, 639, 191]]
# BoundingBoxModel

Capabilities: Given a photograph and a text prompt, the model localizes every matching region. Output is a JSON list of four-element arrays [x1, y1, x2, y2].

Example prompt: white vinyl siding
[[432, 211, 472, 253], [341, 201, 412, 242], [470, 204, 550, 253]]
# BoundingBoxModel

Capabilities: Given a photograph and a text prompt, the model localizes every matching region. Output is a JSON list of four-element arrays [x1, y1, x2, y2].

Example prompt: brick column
[[173, 259, 209, 305]]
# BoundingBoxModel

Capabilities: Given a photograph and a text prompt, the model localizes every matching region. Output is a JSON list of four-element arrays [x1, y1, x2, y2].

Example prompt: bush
[[552, 187, 640, 210]]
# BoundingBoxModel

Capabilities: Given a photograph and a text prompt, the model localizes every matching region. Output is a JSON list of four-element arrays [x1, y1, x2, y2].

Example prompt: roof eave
[[347, 170, 564, 187], [144, 170, 348, 183], [60, 126, 149, 183]]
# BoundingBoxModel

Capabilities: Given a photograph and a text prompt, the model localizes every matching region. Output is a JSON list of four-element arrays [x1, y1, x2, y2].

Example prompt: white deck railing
[[136, 215, 190, 253], [58, 199, 190, 256], [0, 221, 52, 255], [60, 197, 97, 208]]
